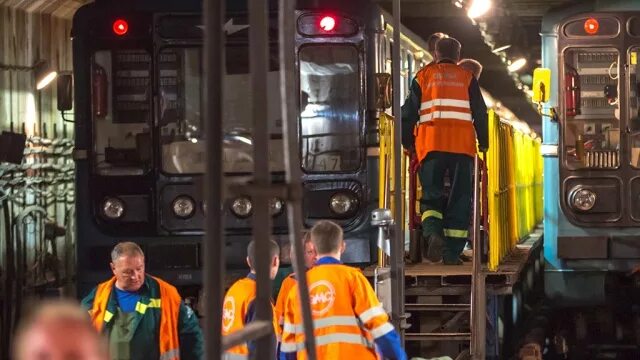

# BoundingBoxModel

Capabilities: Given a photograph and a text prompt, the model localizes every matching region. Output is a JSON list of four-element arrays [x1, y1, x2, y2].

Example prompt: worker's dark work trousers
[[418, 151, 473, 263]]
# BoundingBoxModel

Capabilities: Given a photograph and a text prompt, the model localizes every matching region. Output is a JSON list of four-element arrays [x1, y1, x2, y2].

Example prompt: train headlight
[[102, 197, 125, 219], [329, 192, 357, 215], [172, 196, 196, 219], [270, 198, 284, 216], [569, 187, 596, 211], [231, 197, 253, 218]]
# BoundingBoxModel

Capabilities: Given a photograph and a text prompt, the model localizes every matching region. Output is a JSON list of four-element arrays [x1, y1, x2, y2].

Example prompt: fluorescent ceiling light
[[508, 58, 527, 72], [492, 44, 511, 53], [36, 70, 57, 90]]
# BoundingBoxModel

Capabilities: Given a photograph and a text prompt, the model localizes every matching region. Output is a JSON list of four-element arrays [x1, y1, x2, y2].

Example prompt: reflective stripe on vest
[[159, 348, 180, 360], [90, 276, 182, 360], [413, 63, 476, 161], [419, 110, 472, 123], [222, 353, 249, 360], [358, 306, 386, 324], [281, 332, 374, 353], [284, 315, 361, 334]]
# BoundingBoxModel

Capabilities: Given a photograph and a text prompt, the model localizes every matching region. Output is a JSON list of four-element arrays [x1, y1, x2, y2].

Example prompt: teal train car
[[535, 0, 640, 356]]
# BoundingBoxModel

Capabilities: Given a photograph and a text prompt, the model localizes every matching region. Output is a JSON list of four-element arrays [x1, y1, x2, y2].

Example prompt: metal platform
[[365, 227, 543, 296]]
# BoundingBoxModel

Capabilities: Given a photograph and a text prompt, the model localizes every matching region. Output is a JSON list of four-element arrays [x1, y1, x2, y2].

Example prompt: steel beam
[[249, 0, 275, 358], [391, 0, 406, 341], [278, 0, 317, 358], [202, 0, 224, 358]]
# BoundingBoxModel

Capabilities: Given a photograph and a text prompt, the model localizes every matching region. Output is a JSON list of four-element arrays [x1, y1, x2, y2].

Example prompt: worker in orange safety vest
[[222, 239, 281, 360], [81, 242, 203, 360], [275, 232, 317, 333], [280, 220, 406, 360], [401, 37, 489, 265]]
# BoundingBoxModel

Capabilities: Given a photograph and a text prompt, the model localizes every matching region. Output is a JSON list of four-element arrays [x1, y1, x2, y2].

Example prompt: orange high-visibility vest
[[222, 277, 279, 358], [414, 63, 476, 162], [281, 263, 395, 359], [276, 274, 296, 330], [90, 276, 181, 360]]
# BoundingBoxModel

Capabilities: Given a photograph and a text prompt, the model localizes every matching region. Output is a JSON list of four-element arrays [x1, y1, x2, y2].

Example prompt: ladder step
[[405, 332, 472, 341], [405, 303, 470, 312]]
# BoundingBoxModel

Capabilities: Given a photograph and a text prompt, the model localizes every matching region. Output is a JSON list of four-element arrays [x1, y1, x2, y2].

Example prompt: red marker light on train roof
[[319, 16, 336, 32], [113, 19, 129, 36], [584, 18, 599, 35]]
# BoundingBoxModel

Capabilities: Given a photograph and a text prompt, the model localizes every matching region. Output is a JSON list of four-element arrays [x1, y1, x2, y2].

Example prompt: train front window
[[159, 44, 284, 174], [92, 50, 152, 176], [159, 48, 203, 174], [300, 45, 361, 172], [628, 48, 640, 167], [562, 48, 620, 170]]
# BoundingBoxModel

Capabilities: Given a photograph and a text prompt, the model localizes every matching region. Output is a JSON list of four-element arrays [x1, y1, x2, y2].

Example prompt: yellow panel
[[532, 68, 551, 103]]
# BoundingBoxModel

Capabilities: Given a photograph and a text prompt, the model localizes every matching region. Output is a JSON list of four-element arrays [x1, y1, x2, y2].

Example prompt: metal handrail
[[470, 154, 487, 359], [390, 0, 406, 340]]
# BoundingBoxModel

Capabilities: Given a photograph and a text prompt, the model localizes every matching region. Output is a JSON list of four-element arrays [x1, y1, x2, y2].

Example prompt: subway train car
[[535, 0, 640, 355], [71, 0, 406, 298], [71, 0, 541, 314]]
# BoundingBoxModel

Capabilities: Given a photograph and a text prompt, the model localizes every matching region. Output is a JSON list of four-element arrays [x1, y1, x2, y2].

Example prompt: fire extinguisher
[[92, 63, 108, 118], [565, 64, 580, 117]]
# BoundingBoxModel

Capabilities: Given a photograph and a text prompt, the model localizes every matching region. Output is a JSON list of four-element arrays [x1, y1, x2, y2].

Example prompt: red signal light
[[319, 16, 336, 32], [584, 18, 599, 35], [113, 19, 129, 36]]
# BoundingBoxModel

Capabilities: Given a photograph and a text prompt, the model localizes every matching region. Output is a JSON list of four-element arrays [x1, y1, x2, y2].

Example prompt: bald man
[[12, 300, 109, 360]]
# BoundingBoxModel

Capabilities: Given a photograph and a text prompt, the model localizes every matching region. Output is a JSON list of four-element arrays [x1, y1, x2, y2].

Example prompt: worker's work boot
[[424, 234, 444, 263]]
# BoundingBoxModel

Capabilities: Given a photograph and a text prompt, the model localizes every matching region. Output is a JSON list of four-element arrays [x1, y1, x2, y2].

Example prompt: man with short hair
[[401, 38, 489, 265], [427, 32, 448, 61], [82, 241, 203, 360], [280, 220, 406, 360], [223, 239, 281, 359], [13, 300, 109, 360], [275, 232, 317, 332]]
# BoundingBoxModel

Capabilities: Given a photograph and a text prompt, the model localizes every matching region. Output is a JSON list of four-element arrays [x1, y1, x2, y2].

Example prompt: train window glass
[[564, 17, 619, 38], [157, 15, 202, 39], [628, 17, 640, 37], [159, 45, 284, 174], [562, 48, 620, 170], [159, 48, 203, 174], [92, 50, 152, 176], [299, 45, 360, 172], [627, 48, 640, 167]]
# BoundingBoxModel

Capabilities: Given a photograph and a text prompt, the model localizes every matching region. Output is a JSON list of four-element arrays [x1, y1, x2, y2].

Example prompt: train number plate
[[314, 154, 341, 171]]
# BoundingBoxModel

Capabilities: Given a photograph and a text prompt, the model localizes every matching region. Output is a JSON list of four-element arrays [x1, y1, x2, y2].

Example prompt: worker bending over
[[275, 232, 317, 332], [280, 220, 406, 359], [222, 239, 281, 359], [401, 38, 489, 265]]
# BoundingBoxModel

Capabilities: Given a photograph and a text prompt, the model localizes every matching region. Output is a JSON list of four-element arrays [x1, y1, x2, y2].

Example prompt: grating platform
[[364, 227, 543, 295]]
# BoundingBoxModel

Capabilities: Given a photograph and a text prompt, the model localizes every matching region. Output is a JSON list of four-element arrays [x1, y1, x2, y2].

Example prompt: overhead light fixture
[[0, 60, 58, 90], [35, 61, 58, 90], [492, 44, 511, 53], [508, 58, 527, 72], [467, 0, 492, 19], [453, 0, 464, 8]]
